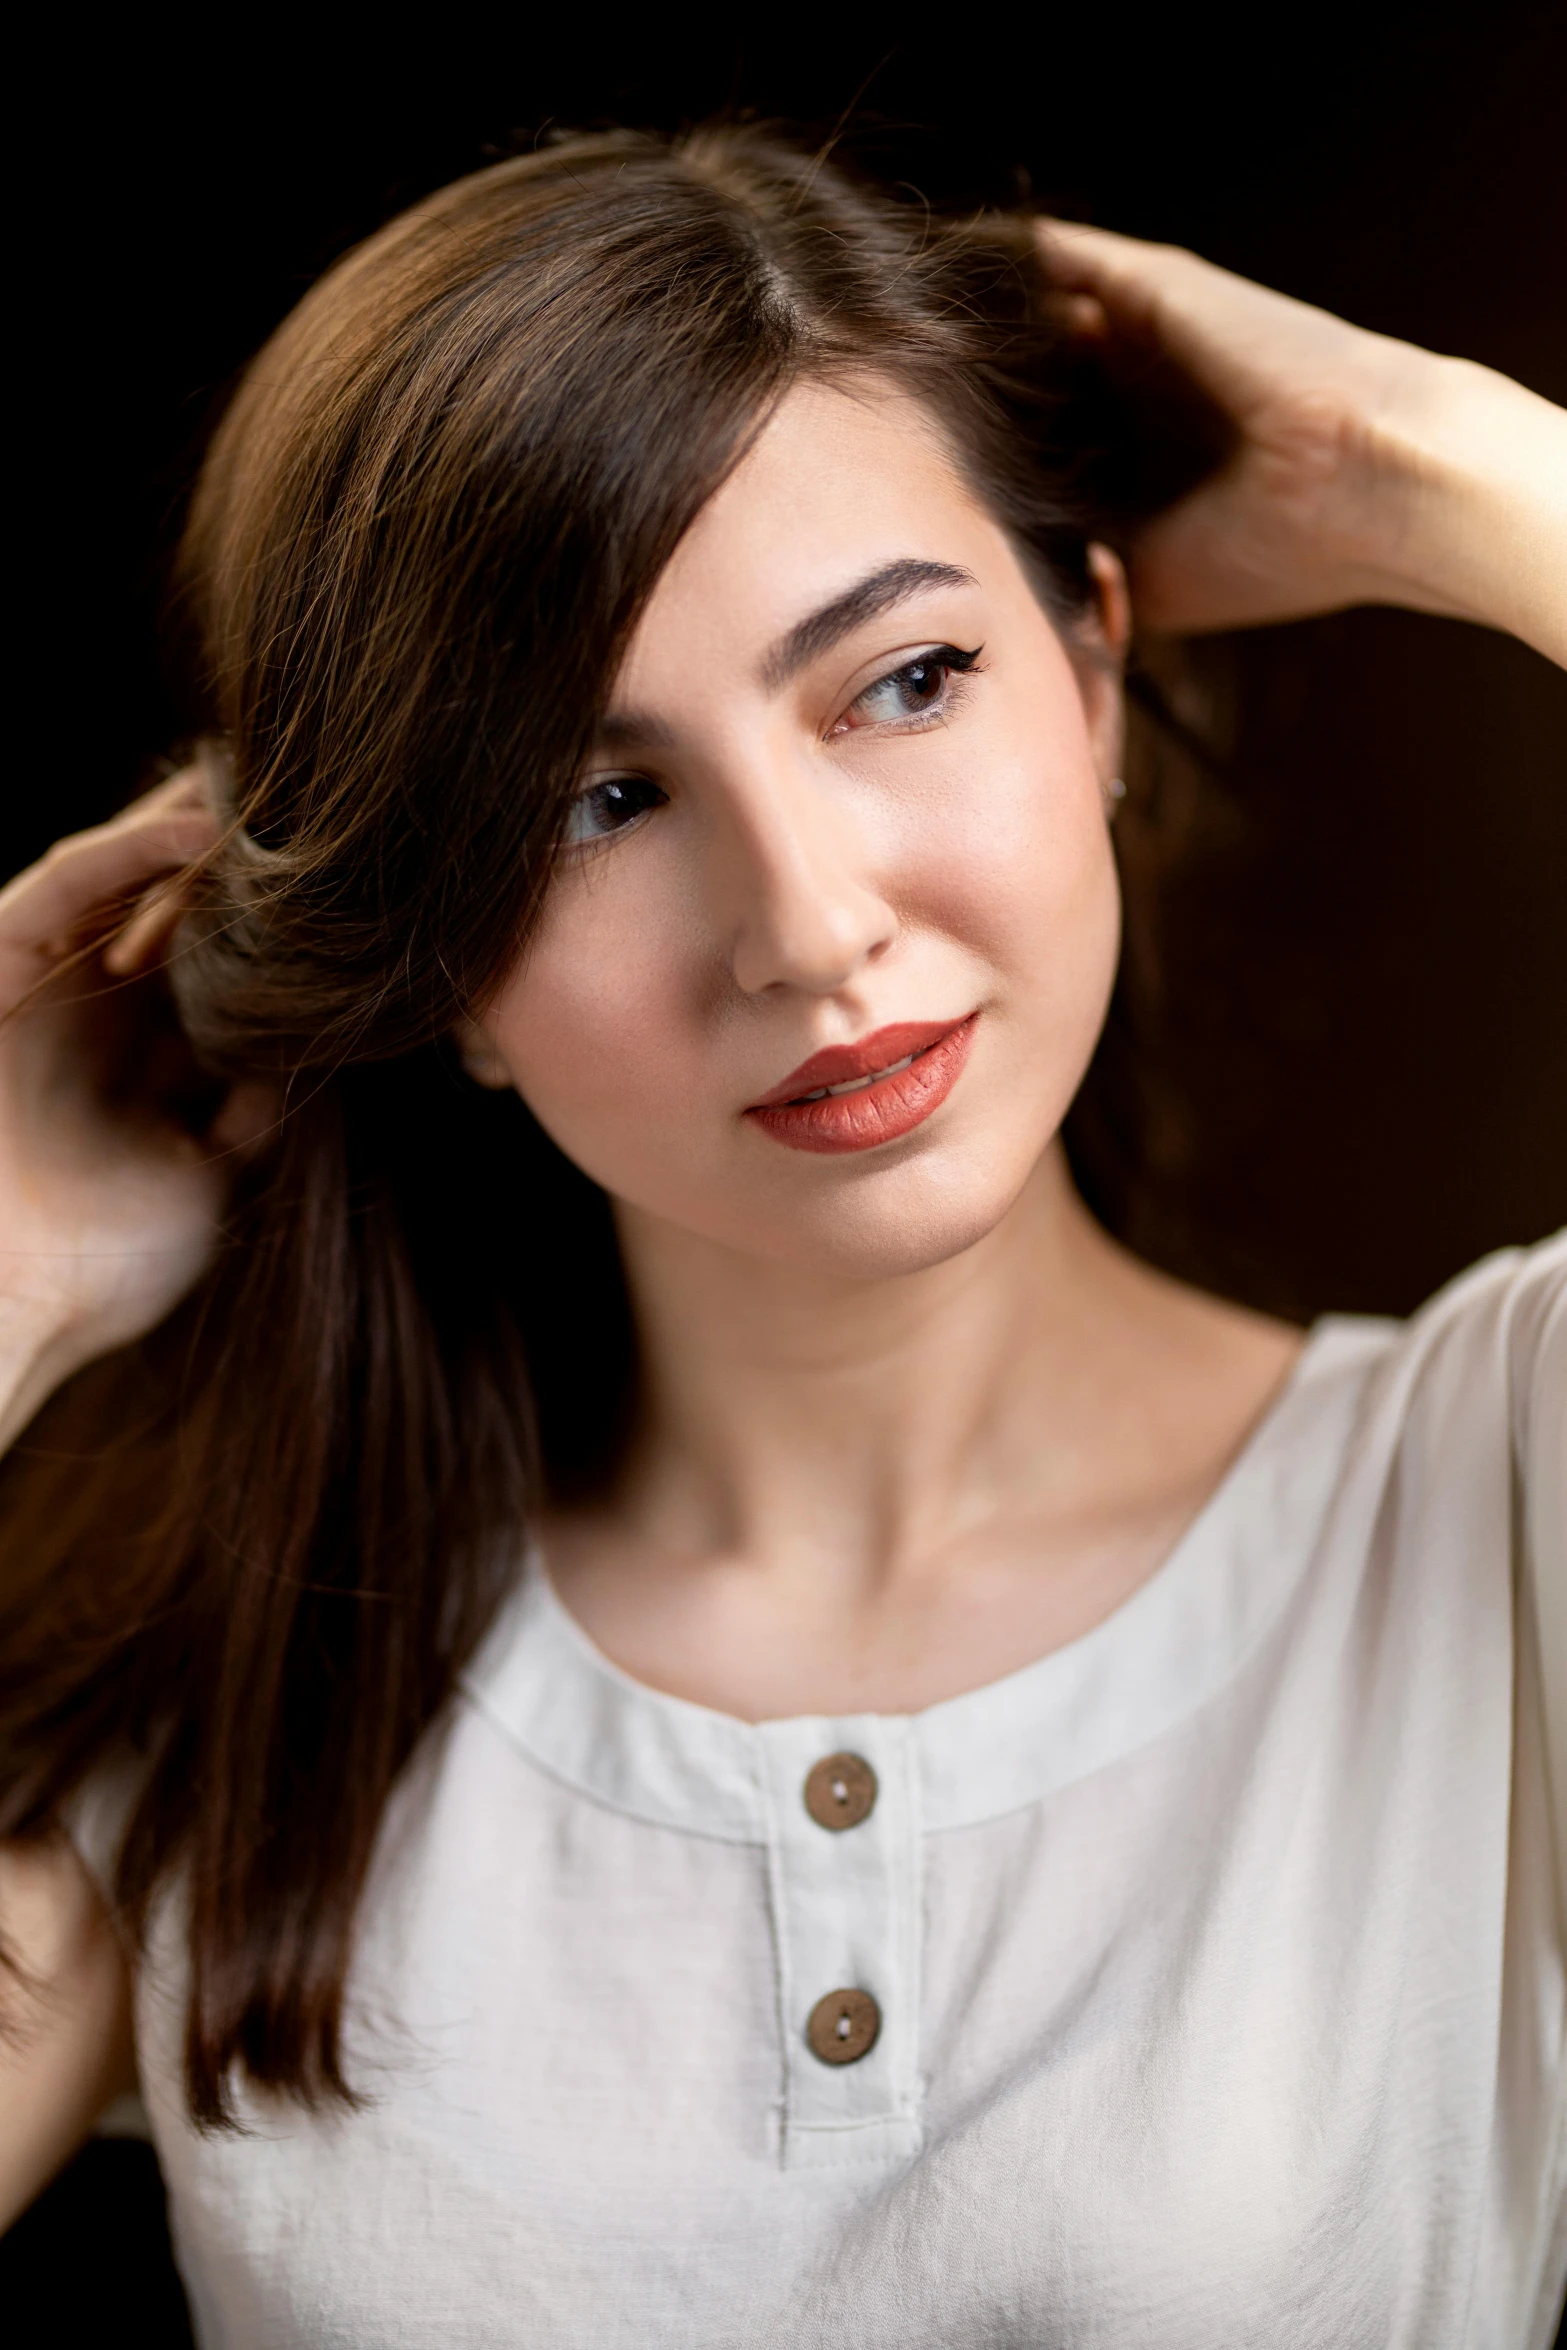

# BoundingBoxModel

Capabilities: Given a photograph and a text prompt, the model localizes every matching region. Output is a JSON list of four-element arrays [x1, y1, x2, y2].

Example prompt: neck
[[550, 1145, 1301, 1718], [608, 1144, 1134, 1587]]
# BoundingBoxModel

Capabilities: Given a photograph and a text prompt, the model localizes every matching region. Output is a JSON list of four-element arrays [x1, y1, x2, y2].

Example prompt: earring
[[1104, 775, 1126, 814], [461, 1047, 514, 1090], [453, 1017, 515, 1091]]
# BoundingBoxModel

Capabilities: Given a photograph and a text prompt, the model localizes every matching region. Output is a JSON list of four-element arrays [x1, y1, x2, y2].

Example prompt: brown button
[[806, 1987, 881, 2066], [803, 1752, 878, 1831]]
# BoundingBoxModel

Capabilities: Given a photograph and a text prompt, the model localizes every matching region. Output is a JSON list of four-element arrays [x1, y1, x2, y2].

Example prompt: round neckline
[[461, 1312, 1395, 1836]]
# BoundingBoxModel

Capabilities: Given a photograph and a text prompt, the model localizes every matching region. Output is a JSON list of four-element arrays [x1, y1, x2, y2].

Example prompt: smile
[[744, 1015, 979, 1155]]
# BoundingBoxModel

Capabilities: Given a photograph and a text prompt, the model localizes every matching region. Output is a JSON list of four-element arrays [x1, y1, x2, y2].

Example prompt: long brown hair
[[0, 125, 1109, 2124]]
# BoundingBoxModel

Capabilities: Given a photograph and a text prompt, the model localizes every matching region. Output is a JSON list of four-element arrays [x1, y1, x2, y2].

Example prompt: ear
[[1087, 542, 1132, 662], [452, 1015, 515, 1091], [1070, 542, 1130, 791]]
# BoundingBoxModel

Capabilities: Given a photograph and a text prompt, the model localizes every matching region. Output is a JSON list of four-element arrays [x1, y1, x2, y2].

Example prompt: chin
[[699, 1131, 1049, 1283]]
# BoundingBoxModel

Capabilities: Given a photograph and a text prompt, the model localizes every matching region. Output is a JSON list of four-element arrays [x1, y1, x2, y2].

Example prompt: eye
[[563, 774, 668, 846], [837, 644, 982, 733]]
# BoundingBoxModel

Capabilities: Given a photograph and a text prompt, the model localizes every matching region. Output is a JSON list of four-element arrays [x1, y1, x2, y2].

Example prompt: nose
[[718, 755, 896, 997]]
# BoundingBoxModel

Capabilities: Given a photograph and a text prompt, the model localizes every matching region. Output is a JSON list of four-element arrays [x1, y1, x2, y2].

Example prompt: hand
[[0, 772, 272, 1447], [1041, 221, 1567, 661]]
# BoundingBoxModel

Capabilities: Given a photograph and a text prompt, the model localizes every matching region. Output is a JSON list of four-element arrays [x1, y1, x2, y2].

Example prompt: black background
[[16, 3, 1566, 1332], [5, 6, 1567, 2329]]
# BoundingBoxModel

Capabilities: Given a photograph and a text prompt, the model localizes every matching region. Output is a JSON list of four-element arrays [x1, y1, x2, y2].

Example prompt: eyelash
[[832, 642, 983, 735], [562, 773, 669, 848], [563, 642, 985, 849]]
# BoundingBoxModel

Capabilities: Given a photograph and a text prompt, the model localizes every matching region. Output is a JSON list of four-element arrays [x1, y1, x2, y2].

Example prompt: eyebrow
[[592, 557, 979, 753], [593, 708, 677, 754], [758, 558, 978, 692]]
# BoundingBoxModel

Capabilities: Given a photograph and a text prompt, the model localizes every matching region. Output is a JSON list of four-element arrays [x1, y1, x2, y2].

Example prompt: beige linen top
[[73, 1235, 1567, 2347]]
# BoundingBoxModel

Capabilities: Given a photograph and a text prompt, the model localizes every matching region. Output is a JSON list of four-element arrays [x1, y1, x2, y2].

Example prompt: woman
[[0, 126, 1562, 2346]]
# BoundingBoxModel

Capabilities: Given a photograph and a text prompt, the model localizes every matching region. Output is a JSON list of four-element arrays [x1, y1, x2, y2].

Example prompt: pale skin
[[2, 225, 1564, 2227]]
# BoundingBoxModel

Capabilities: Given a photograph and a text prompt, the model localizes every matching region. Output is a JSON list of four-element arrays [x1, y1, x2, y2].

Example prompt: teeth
[[827, 1052, 916, 1097], [796, 1051, 918, 1104]]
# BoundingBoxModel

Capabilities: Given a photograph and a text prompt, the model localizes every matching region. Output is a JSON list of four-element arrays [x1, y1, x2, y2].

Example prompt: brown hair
[[0, 125, 1105, 2123]]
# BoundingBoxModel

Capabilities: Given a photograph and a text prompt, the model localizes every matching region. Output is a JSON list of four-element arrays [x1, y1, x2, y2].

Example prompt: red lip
[[745, 1015, 978, 1155]]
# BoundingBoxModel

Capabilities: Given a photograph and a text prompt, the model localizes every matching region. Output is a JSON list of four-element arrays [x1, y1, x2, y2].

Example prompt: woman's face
[[479, 379, 1126, 1280]]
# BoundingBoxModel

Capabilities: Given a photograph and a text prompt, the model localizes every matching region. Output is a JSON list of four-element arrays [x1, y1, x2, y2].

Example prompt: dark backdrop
[[13, 4, 1567, 1322], [5, 9, 1567, 2330]]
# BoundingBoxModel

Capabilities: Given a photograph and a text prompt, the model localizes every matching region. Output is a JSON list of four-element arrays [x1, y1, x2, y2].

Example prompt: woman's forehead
[[619, 379, 1004, 677]]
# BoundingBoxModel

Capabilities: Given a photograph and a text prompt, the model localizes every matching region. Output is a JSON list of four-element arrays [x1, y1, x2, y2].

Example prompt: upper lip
[[746, 1018, 971, 1110]]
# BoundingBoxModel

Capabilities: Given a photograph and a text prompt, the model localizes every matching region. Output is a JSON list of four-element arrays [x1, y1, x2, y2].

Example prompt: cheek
[[902, 727, 1120, 1016], [486, 868, 700, 1179]]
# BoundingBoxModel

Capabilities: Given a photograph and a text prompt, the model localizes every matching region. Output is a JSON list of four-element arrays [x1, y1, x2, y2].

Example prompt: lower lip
[[745, 1016, 979, 1156]]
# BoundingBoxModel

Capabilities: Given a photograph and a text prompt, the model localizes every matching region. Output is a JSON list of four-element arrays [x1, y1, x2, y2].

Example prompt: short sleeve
[[1388, 1231, 1567, 1926], [1507, 1235, 1567, 1926]]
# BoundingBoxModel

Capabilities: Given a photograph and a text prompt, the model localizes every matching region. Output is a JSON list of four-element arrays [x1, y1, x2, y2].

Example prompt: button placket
[[757, 1718, 922, 2170]]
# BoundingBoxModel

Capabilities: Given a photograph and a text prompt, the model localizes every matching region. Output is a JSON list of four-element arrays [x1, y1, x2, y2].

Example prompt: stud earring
[[452, 1017, 515, 1091], [1104, 775, 1126, 814], [461, 1047, 514, 1090]]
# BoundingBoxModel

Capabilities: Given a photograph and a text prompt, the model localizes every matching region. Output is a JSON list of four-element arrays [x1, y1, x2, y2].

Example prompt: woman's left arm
[[1041, 222, 1567, 668]]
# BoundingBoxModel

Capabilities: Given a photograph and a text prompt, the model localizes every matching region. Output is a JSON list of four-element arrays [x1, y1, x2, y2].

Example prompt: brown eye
[[564, 775, 667, 845], [846, 644, 981, 728], [859, 656, 949, 720], [897, 657, 947, 706]]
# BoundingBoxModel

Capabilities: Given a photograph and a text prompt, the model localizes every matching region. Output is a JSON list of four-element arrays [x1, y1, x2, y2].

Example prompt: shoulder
[[1197, 1231, 1567, 1624], [1308, 1233, 1566, 1916], [1341, 1231, 1565, 1473]]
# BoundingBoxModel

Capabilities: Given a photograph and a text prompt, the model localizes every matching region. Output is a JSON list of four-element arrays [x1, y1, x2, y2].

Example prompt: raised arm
[[0, 774, 269, 2219], [1041, 221, 1567, 667], [0, 770, 274, 1452], [0, 1839, 135, 2231]]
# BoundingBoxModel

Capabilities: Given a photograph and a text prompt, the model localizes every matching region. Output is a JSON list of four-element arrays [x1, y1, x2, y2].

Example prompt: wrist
[[0, 1298, 83, 1453], [1363, 355, 1567, 662]]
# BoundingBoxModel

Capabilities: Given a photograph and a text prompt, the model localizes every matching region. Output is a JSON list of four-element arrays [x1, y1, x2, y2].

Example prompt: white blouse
[[77, 1236, 1566, 2348]]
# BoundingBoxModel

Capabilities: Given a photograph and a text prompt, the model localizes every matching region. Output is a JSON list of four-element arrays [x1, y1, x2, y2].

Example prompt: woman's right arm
[[0, 1839, 135, 2232], [0, 770, 246, 1450], [1, 775, 264, 2222]]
